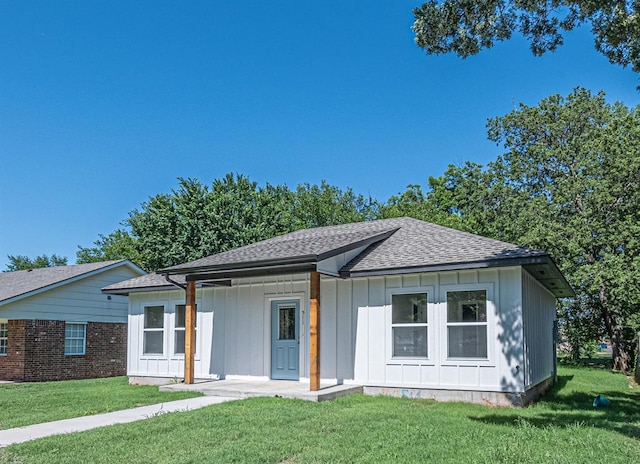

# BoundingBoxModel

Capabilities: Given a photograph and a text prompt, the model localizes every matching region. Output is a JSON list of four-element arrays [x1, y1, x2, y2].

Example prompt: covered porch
[[159, 379, 362, 402]]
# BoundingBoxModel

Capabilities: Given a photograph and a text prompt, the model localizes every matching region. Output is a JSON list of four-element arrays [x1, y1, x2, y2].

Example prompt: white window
[[0, 322, 7, 356], [391, 293, 428, 358], [446, 290, 488, 358], [143, 305, 165, 355], [65, 323, 86, 355], [174, 304, 197, 355]]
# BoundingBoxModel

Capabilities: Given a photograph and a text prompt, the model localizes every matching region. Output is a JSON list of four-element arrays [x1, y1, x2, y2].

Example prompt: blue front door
[[271, 300, 300, 380]]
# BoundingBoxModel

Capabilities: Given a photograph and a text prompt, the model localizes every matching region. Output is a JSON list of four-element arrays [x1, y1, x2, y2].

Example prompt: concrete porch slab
[[160, 379, 362, 402]]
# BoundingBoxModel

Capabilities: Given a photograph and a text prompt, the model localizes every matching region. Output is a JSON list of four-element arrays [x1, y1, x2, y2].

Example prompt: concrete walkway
[[0, 396, 237, 447]]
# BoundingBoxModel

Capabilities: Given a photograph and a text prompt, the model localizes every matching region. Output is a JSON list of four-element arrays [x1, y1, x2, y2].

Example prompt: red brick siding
[[0, 320, 27, 380], [0, 320, 126, 382]]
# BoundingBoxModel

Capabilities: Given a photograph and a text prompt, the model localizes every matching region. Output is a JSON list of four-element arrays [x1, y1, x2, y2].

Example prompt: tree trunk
[[604, 310, 634, 372], [600, 284, 634, 372], [610, 326, 633, 372]]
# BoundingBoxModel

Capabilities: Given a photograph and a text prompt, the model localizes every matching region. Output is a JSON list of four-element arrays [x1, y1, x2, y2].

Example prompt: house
[[0, 260, 146, 381], [103, 218, 573, 405]]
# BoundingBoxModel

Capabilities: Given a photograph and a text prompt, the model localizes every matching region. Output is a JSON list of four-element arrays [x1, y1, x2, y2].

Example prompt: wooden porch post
[[185, 280, 196, 384], [310, 271, 320, 391]]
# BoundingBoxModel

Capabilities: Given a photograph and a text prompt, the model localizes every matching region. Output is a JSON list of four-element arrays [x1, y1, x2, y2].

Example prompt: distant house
[[0, 260, 146, 381], [103, 218, 573, 405]]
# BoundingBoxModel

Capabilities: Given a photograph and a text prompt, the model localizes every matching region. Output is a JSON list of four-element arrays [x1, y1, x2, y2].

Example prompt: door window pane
[[278, 306, 296, 340]]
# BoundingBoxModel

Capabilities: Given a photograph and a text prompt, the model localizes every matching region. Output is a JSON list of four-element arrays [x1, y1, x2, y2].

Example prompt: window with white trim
[[64, 323, 86, 355], [0, 322, 8, 356], [391, 293, 428, 358], [446, 290, 488, 358], [143, 305, 165, 355], [174, 304, 197, 355]]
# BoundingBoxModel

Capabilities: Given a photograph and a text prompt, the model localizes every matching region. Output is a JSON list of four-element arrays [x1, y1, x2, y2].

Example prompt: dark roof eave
[[160, 254, 319, 275], [101, 285, 180, 296], [342, 255, 573, 298], [184, 262, 317, 281], [340, 255, 550, 277]]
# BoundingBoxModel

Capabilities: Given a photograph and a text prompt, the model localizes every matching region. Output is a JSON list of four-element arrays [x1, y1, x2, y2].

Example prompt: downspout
[[164, 274, 186, 290]]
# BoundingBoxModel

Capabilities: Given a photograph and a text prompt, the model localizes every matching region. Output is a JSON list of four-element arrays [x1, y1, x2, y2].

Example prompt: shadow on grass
[[469, 374, 640, 440]]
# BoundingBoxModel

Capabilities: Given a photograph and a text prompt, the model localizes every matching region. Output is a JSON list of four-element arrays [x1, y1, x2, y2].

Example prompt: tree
[[291, 181, 378, 229], [124, 174, 297, 271], [79, 175, 382, 273], [377, 182, 465, 230], [412, 1, 640, 73], [76, 230, 142, 266], [427, 88, 640, 371], [5, 254, 68, 271]]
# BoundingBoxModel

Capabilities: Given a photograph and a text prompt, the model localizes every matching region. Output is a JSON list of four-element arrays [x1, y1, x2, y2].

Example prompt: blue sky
[[1, 1, 639, 270]]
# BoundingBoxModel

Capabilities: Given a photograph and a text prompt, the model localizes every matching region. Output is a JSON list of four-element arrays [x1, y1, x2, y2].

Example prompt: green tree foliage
[[426, 88, 640, 371], [378, 183, 464, 230], [412, 1, 640, 73], [76, 230, 142, 265], [291, 181, 378, 229], [5, 254, 67, 271], [79, 174, 375, 272], [125, 174, 295, 271]]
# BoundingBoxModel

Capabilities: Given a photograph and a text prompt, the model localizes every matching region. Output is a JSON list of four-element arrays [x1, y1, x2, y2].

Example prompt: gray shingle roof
[[102, 273, 186, 294], [340, 217, 545, 274], [162, 217, 544, 275], [0, 260, 137, 304], [161, 227, 398, 273], [111, 218, 571, 297]]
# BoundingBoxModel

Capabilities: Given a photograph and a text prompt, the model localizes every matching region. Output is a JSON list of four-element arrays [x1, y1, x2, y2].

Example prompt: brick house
[[0, 260, 146, 381]]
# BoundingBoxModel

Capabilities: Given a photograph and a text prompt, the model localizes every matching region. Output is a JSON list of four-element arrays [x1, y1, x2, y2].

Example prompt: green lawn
[[0, 376, 201, 430], [2, 366, 640, 463]]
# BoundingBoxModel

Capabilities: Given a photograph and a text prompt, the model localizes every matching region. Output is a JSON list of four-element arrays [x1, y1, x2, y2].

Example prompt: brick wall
[[0, 319, 127, 382], [0, 320, 27, 380]]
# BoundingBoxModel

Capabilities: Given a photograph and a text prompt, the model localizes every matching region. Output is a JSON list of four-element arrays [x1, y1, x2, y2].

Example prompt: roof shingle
[[161, 217, 543, 275], [0, 260, 134, 303]]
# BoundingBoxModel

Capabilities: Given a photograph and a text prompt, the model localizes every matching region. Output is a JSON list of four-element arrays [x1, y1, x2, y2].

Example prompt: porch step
[[160, 380, 362, 402]]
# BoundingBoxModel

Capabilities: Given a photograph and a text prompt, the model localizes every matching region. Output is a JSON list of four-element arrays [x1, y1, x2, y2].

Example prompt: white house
[[103, 218, 572, 405], [1, 260, 146, 381]]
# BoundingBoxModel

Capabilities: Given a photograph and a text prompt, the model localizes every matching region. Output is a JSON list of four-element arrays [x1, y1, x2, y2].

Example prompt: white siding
[[0, 266, 139, 323], [522, 269, 556, 388], [352, 267, 525, 393], [128, 267, 536, 393], [128, 289, 213, 379]]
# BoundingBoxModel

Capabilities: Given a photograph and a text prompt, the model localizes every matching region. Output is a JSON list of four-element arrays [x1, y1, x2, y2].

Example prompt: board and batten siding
[[0, 266, 137, 323], [127, 267, 541, 394], [521, 269, 557, 388], [128, 289, 213, 379], [352, 267, 525, 393]]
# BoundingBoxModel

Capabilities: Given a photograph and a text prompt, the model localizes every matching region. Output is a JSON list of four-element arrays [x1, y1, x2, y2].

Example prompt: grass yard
[[2, 366, 640, 463], [0, 376, 201, 430]]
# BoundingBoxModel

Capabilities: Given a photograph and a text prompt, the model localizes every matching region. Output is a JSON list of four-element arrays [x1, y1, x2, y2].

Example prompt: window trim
[[440, 283, 495, 366], [386, 286, 435, 365], [64, 322, 87, 356], [142, 304, 166, 357], [0, 320, 8, 356]]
